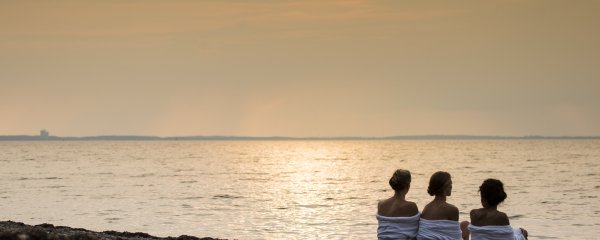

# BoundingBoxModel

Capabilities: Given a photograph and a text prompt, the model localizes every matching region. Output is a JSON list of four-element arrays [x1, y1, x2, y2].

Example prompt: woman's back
[[421, 201, 459, 221], [469, 208, 509, 226], [378, 198, 419, 217]]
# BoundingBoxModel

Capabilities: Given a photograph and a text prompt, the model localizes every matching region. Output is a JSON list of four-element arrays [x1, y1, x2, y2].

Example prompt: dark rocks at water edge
[[0, 221, 227, 240]]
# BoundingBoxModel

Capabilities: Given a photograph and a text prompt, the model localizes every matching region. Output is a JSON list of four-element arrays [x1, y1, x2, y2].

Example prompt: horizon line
[[1, 134, 600, 141]]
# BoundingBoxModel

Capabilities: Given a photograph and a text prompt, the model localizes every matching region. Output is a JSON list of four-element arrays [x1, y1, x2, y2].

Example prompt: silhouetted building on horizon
[[40, 129, 49, 138]]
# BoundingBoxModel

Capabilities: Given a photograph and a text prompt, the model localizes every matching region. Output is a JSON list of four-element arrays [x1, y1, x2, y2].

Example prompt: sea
[[0, 140, 599, 239]]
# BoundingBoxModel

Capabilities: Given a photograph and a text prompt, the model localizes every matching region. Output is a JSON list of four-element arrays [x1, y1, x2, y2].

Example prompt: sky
[[1, 0, 599, 137]]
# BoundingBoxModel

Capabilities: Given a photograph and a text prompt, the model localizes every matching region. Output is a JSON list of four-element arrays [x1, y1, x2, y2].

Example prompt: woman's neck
[[433, 195, 447, 202], [393, 191, 406, 200], [483, 205, 498, 211]]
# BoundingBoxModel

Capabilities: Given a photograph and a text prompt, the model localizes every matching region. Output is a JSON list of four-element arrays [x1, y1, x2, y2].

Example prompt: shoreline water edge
[[0, 221, 228, 240]]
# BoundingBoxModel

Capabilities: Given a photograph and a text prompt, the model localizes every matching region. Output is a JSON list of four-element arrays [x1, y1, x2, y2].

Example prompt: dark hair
[[427, 171, 451, 196], [479, 178, 507, 206], [389, 169, 411, 192]]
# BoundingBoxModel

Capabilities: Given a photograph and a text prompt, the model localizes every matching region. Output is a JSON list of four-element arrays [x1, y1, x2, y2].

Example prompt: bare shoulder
[[377, 199, 384, 208], [446, 203, 459, 220], [497, 211, 510, 225], [406, 201, 419, 215], [470, 208, 482, 217], [377, 198, 391, 214], [446, 203, 459, 212], [469, 208, 484, 224], [436, 202, 458, 221]]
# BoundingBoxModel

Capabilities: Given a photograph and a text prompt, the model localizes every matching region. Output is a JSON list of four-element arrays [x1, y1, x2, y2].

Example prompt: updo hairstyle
[[389, 169, 411, 192], [427, 171, 451, 196], [479, 178, 507, 206]]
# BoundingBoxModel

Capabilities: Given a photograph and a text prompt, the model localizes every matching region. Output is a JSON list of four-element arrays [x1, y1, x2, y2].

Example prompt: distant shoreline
[[1, 135, 599, 141]]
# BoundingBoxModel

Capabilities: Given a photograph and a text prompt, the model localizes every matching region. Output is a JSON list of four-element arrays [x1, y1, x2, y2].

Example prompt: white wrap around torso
[[376, 213, 420, 240], [416, 219, 462, 240], [468, 224, 527, 240]]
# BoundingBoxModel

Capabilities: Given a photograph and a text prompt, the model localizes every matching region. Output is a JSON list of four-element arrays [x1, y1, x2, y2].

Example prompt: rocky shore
[[0, 221, 227, 240]]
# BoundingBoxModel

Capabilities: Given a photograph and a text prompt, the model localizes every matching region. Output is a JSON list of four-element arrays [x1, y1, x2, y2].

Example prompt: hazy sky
[[1, 1, 599, 137]]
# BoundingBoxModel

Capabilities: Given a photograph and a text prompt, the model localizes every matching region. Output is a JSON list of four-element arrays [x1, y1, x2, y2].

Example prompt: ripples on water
[[1, 140, 599, 239]]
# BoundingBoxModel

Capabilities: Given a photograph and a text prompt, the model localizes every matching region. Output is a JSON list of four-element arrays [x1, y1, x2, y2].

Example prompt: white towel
[[416, 219, 462, 240], [376, 213, 420, 240], [468, 224, 527, 240]]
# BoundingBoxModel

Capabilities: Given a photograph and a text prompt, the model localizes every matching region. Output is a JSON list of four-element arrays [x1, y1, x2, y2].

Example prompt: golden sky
[[1, 0, 599, 137]]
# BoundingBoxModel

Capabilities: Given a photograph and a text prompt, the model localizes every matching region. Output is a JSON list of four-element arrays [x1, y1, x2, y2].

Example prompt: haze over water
[[1, 140, 598, 239], [2, 1, 600, 137]]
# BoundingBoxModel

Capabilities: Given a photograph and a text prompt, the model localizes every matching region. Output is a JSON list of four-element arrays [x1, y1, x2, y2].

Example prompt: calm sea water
[[0, 140, 599, 239]]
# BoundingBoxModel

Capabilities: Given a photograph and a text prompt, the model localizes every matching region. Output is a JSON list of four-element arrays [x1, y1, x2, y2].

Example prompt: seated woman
[[377, 169, 420, 240], [466, 179, 528, 240], [417, 171, 464, 240]]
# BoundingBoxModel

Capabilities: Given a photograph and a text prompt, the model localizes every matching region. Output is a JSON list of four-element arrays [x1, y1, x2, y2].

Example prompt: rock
[[0, 221, 227, 240]]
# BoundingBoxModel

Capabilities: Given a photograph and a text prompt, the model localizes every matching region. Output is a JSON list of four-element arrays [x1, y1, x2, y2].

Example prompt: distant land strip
[[1, 135, 600, 141]]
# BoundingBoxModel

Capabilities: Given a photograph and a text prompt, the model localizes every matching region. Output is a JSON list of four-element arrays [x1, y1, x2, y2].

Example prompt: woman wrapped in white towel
[[377, 169, 420, 240], [464, 179, 528, 240], [417, 171, 466, 240]]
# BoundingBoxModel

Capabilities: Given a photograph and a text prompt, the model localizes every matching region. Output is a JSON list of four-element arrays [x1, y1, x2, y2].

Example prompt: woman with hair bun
[[416, 171, 465, 240], [465, 179, 528, 240], [376, 169, 420, 240]]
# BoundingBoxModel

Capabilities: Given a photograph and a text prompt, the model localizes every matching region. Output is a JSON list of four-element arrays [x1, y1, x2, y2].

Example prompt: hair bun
[[389, 169, 411, 192]]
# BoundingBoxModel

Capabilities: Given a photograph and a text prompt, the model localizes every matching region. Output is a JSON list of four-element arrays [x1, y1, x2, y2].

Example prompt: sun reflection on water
[[1, 140, 599, 239]]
